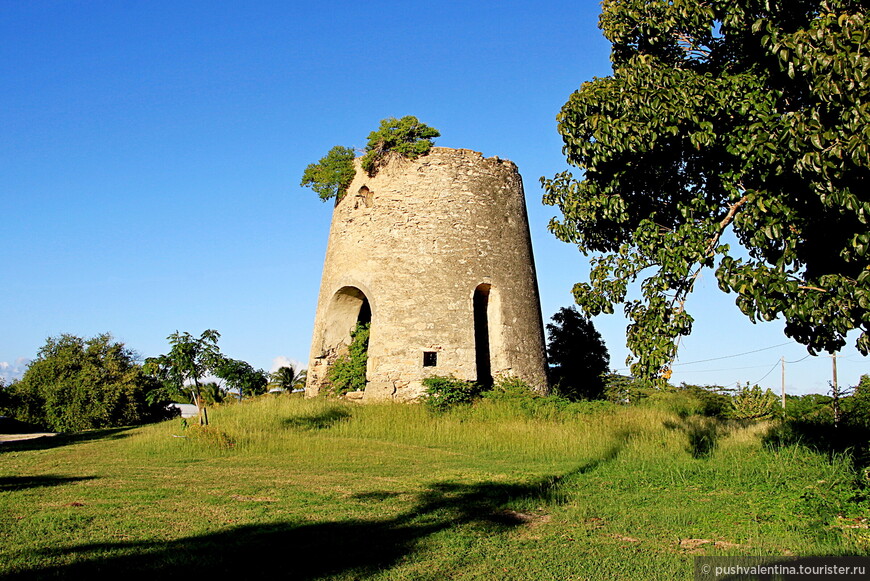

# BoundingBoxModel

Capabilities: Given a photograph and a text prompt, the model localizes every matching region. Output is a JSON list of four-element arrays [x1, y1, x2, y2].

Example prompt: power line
[[671, 364, 776, 374], [750, 360, 781, 385], [671, 341, 795, 367]]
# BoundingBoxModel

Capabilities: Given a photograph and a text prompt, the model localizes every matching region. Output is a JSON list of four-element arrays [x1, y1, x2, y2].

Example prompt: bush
[[785, 393, 834, 422], [478, 376, 616, 420], [360, 116, 440, 176], [602, 373, 656, 404], [675, 383, 733, 417], [731, 383, 779, 420], [484, 376, 539, 399], [422, 376, 479, 412]]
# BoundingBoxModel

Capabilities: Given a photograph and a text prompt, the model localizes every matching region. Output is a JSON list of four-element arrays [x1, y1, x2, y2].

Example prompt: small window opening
[[423, 351, 438, 367]]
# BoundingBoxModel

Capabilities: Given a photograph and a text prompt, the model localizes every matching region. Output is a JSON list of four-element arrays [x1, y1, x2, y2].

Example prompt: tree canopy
[[0, 334, 172, 432], [546, 307, 611, 400], [215, 358, 268, 399], [300, 145, 356, 202], [542, 0, 870, 381]]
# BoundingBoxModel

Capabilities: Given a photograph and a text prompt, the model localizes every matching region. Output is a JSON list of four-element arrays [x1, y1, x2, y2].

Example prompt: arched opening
[[474, 283, 493, 388], [318, 286, 372, 395], [322, 286, 371, 352]]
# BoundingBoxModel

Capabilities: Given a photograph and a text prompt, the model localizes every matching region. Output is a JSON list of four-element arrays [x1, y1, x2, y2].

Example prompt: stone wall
[[306, 147, 548, 400]]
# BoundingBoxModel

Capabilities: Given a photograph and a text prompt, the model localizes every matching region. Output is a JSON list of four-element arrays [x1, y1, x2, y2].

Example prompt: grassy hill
[[1, 393, 867, 579]]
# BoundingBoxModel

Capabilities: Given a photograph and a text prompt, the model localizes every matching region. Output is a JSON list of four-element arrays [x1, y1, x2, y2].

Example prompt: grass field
[[1, 393, 868, 579]]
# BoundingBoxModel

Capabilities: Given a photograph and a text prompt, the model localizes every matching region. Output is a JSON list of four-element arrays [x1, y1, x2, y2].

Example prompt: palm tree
[[269, 365, 307, 393], [199, 382, 226, 405]]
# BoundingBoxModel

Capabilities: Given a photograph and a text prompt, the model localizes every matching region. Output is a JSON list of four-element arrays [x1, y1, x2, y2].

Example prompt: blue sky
[[1, 1, 865, 395]]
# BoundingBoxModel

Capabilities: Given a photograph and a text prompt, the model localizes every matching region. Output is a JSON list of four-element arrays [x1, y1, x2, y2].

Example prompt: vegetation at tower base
[[360, 116, 440, 176], [0, 333, 173, 432], [546, 306, 611, 401], [300, 116, 440, 201], [300, 145, 356, 202], [422, 375, 480, 412], [327, 322, 369, 395], [541, 0, 870, 383]]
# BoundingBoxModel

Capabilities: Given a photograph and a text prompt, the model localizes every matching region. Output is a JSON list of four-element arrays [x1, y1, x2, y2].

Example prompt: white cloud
[[270, 356, 305, 374], [0, 357, 31, 383]]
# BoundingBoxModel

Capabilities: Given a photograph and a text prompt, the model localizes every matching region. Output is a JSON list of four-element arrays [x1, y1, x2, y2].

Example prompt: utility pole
[[781, 356, 786, 414]]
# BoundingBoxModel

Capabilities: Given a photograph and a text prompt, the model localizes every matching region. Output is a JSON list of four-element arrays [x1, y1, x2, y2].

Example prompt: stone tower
[[306, 147, 548, 400]]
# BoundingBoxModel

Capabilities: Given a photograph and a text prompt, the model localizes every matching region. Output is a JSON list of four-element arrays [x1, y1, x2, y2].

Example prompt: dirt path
[[0, 433, 56, 443]]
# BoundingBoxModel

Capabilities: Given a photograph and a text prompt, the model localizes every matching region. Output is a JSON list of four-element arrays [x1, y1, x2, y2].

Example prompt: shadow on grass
[[283, 407, 352, 430], [3, 441, 630, 580], [0, 428, 133, 455], [5, 478, 545, 580], [664, 417, 724, 459], [0, 475, 98, 492]]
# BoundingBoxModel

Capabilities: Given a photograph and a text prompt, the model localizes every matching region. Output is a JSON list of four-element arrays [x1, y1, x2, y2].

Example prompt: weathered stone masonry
[[306, 147, 549, 400]]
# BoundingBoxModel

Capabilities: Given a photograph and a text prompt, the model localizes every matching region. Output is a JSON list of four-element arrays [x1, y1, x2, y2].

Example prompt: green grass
[[1, 394, 867, 580]]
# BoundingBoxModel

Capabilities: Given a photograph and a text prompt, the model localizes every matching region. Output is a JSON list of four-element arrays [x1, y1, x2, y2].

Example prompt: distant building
[[167, 403, 198, 418]]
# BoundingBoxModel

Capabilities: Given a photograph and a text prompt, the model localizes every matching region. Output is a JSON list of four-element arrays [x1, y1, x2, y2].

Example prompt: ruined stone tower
[[306, 147, 548, 400]]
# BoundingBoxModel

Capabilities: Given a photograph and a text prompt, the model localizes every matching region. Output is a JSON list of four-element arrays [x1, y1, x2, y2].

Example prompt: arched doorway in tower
[[320, 286, 371, 393], [473, 283, 493, 388]]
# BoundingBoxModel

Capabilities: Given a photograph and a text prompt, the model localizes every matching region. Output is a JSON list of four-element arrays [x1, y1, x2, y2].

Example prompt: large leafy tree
[[546, 307, 611, 400], [144, 330, 223, 425], [0, 334, 172, 432], [215, 358, 269, 400], [542, 0, 870, 381]]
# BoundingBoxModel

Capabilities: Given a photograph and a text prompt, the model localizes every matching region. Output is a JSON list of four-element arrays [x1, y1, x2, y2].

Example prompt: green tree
[[0, 334, 172, 432], [0, 377, 8, 413], [269, 365, 306, 393], [546, 307, 611, 400], [542, 0, 870, 382], [215, 358, 268, 400], [360, 116, 440, 176], [144, 330, 223, 425], [327, 322, 370, 395], [300, 145, 356, 201], [844, 373, 870, 427]]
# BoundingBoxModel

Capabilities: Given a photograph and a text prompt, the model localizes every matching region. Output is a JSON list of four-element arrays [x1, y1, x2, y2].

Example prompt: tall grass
[[3, 391, 868, 580]]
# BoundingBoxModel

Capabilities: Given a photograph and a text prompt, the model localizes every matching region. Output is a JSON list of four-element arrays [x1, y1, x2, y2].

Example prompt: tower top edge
[[355, 146, 517, 170]]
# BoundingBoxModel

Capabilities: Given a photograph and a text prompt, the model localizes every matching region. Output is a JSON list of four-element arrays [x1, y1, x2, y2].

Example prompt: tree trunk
[[193, 393, 209, 426]]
